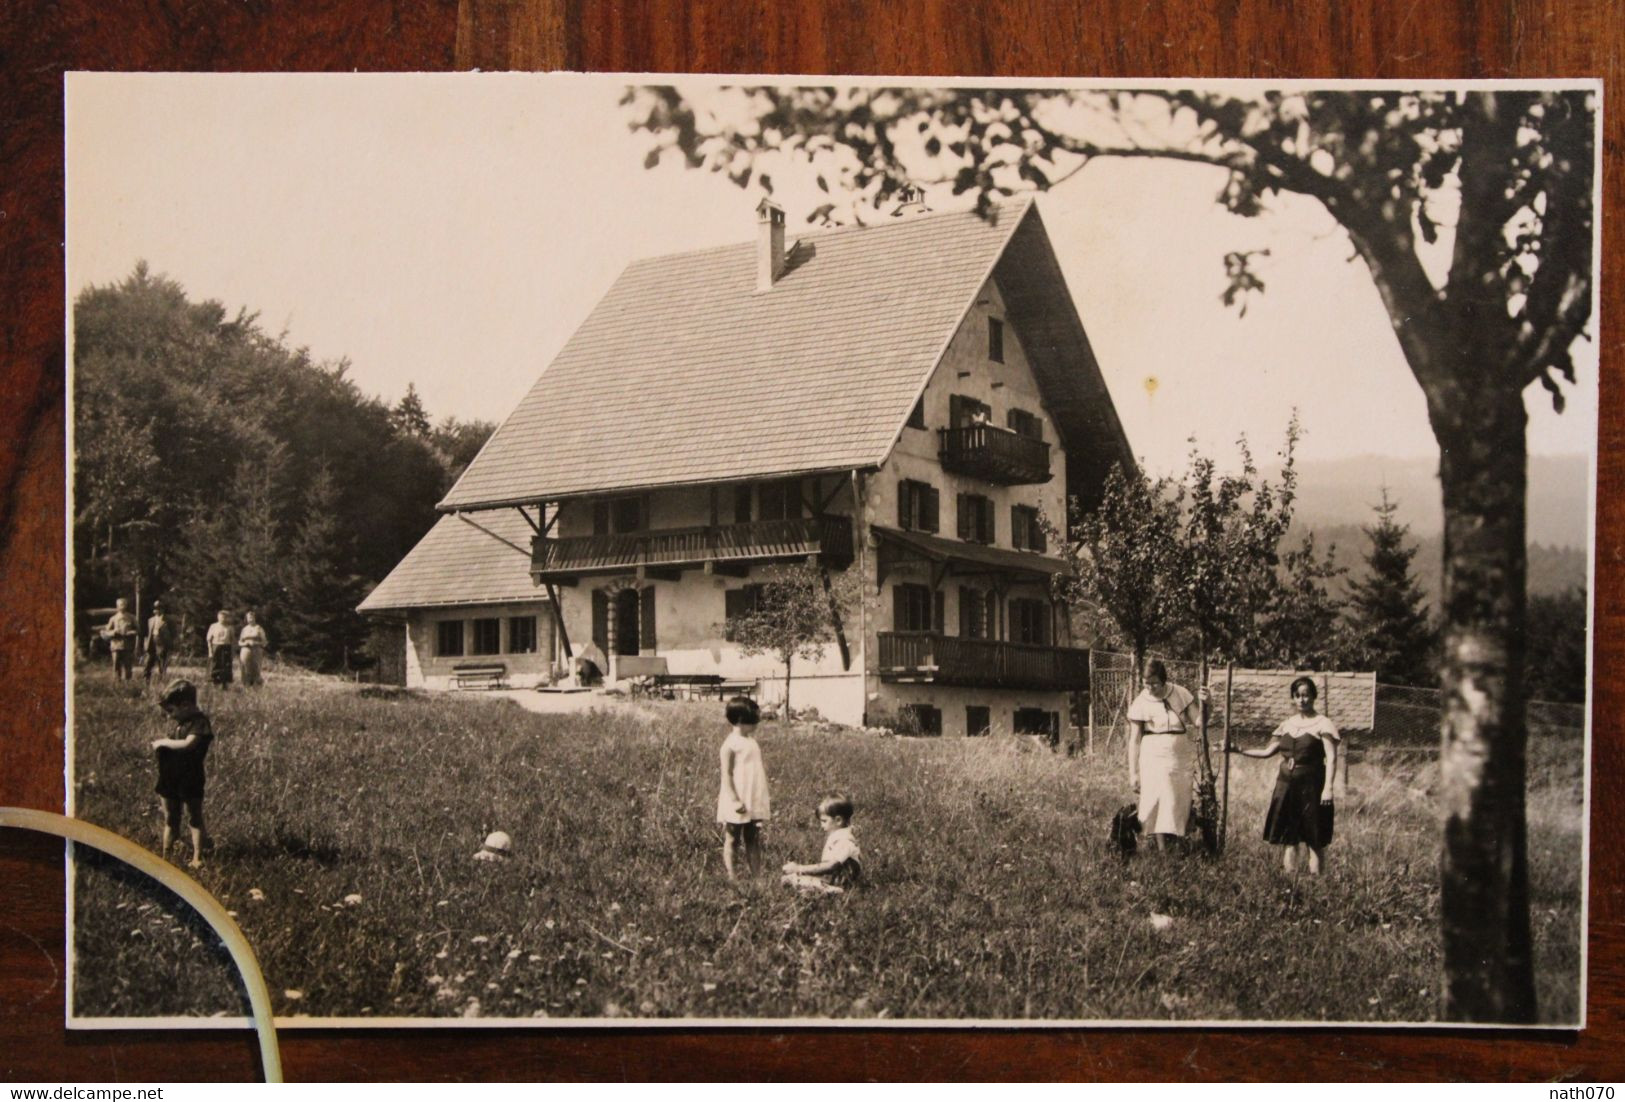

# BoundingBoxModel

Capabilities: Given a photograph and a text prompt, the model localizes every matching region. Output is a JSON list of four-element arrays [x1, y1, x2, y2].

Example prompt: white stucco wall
[[405, 600, 556, 690]]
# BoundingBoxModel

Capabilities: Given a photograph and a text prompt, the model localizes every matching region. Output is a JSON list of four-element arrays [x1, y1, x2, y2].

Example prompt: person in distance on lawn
[[781, 795, 862, 894], [716, 695, 769, 879], [206, 609, 235, 688], [1228, 676, 1340, 875], [151, 678, 214, 868]]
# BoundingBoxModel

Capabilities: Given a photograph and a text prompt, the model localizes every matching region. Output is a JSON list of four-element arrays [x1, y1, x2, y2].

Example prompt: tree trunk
[[1433, 384, 1536, 1023]]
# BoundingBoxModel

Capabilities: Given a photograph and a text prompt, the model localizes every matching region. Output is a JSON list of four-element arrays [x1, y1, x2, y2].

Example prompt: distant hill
[[1292, 453, 1590, 551], [1296, 523, 1586, 606]]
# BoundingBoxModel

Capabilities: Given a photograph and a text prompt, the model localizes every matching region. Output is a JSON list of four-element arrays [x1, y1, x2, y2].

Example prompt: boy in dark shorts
[[151, 678, 214, 868]]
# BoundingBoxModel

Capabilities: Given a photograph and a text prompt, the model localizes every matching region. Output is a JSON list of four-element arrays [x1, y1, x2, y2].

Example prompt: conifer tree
[[1345, 491, 1436, 686], [279, 466, 369, 670]]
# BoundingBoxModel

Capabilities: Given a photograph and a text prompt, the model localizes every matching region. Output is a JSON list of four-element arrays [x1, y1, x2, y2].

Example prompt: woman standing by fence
[[1127, 659, 1202, 851]]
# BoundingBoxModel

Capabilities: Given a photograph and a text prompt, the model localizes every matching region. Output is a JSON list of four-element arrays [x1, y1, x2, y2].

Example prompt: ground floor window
[[1014, 707, 1060, 746], [902, 703, 942, 736], [508, 615, 537, 654], [471, 618, 501, 656], [436, 620, 464, 657], [966, 705, 991, 737]]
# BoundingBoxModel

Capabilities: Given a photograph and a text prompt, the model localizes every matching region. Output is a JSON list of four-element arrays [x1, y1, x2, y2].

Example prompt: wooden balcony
[[533, 515, 853, 583], [937, 424, 1052, 485], [877, 632, 1089, 692]]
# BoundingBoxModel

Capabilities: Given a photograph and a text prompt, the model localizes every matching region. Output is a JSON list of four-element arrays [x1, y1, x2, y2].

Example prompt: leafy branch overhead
[[626, 85, 1593, 410]]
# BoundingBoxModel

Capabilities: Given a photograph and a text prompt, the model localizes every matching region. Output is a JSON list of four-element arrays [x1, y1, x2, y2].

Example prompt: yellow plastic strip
[[0, 806, 283, 1083]]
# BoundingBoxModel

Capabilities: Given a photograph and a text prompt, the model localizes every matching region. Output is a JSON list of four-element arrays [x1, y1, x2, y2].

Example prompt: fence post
[[1086, 649, 1095, 757], [1220, 662, 1233, 855]]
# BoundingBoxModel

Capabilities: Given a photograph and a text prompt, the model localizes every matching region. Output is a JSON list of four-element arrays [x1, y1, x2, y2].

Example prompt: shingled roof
[[440, 198, 1131, 511], [357, 509, 540, 612]]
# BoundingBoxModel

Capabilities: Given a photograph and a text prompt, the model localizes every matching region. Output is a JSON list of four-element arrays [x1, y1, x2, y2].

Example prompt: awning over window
[[871, 524, 1068, 588]]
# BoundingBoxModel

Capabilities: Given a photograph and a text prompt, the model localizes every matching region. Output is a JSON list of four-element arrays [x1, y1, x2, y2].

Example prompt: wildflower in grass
[[284, 989, 303, 1000], [1149, 913, 1175, 931], [471, 935, 489, 944], [343, 893, 362, 906]]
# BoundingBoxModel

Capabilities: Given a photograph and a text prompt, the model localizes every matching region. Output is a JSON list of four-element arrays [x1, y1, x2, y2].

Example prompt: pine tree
[[392, 383, 431, 438], [1345, 491, 1436, 686], [280, 466, 369, 671]]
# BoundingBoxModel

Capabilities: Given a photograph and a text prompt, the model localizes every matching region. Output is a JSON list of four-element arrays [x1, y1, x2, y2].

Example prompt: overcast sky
[[66, 73, 1598, 481]]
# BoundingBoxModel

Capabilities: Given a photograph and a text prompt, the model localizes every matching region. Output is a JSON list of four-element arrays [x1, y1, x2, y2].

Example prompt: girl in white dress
[[1126, 659, 1202, 850], [716, 695, 770, 879]]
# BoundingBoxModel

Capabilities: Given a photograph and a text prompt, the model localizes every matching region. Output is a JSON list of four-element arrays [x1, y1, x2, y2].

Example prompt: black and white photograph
[[66, 74, 1597, 1027]]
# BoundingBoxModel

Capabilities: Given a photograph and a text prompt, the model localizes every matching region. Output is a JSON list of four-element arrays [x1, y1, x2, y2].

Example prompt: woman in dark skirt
[[1228, 676, 1340, 875]]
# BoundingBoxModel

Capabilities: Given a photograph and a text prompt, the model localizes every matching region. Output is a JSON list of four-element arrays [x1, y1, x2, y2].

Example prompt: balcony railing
[[877, 632, 1089, 691], [937, 424, 1052, 485], [533, 515, 853, 580]]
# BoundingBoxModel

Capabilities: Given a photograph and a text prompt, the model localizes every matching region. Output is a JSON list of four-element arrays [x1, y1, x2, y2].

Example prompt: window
[[957, 493, 995, 544], [593, 496, 646, 535], [436, 620, 464, 658], [902, 704, 943, 736], [508, 616, 537, 654], [733, 483, 753, 524], [958, 586, 992, 639], [1014, 707, 1060, 745], [1009, 598, 1051, 645], [907, 398, 926, 429], [892, 583, 941, 633], [897, 479, 940, 533], [758, 478, 802, 521], [723, 585, 763, 641], [1006, 408, 1043, 440], [988, 317, 1005, 363], [1011, 505, 1047, 552], [949, 394, 992, 428], [966, 705, 991, 737], [471, 618, 501, 656]]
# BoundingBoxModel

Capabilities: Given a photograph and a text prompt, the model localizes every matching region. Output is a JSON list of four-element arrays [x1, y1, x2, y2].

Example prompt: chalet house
[[358, 508, 555, 688], [379, 196, 1133, 737]]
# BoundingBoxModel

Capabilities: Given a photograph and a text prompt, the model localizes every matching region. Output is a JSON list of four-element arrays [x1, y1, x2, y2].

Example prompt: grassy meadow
[[70, 664, 1584, 1023]]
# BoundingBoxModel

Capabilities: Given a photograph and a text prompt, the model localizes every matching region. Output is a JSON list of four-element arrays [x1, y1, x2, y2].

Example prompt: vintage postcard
[[65, 73, 1598, 1027]]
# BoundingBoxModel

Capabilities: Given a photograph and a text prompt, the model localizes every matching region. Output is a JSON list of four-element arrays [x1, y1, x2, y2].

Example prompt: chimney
[[756, 197, 786, 291], [893, 184, 929, 218]]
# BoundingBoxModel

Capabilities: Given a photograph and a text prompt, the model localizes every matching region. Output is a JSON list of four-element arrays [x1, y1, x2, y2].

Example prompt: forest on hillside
[[73, 265, 494, 671]]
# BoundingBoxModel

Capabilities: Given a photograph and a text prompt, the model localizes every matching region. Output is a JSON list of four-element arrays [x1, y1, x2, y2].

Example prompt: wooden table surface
[[2, 0, 1622, 1081]]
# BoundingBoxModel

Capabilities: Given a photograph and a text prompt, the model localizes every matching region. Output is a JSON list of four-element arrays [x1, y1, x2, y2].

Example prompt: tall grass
[[70, 666, 1583, 1023]]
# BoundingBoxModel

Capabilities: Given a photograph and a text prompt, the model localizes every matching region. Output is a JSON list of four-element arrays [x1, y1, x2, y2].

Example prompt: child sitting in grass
[[150, 678, 214, 868], [717, 695, 769, 879], [781, 795, 862, 894]]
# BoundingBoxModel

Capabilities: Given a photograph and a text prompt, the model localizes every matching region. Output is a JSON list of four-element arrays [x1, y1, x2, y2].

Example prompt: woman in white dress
[[1126, 659, 1202, 850], [237, 611, 269, 687]]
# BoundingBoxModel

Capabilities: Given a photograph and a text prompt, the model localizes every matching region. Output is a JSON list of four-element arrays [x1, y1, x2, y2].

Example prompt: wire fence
[[1078, 650, 1586, 757]]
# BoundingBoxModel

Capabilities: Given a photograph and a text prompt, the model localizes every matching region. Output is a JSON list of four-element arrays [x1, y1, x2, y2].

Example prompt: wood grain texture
[[3, 0, 1621, 1081]]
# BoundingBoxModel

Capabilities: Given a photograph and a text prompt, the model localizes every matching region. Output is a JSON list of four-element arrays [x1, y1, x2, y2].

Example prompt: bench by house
[[452, 661, 508, 690]]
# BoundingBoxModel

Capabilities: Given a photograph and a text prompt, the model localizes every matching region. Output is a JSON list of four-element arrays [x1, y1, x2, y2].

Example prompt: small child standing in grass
[[716, 695, 769, 879], [150, 678, 214, 868], [781, 796, 862, 894]]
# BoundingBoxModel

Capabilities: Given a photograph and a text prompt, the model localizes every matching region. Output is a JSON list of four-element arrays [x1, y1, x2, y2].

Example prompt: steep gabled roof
[[358, 509, 540, 612], [439, 198, 1132, 511]]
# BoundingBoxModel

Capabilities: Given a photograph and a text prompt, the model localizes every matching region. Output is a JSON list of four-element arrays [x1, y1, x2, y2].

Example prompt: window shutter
[[923, 486, 939, 533], [1034, 518, 1047, 553], [898, 480, 912, 529], [958, 586, 970, 637], [982, 497, 996, 544], [785, 478, 803, 519], [892, 585, 908, 632], [640, 587, 657, 651], [592, 501, 610, 536], [957, 494, 970, 540], [949, 394, 966, 429], [591, 590, 609, 655], [933, 590, 945, 633], [1010, 505, 1022, 549], [734, 484, 753, 524]]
